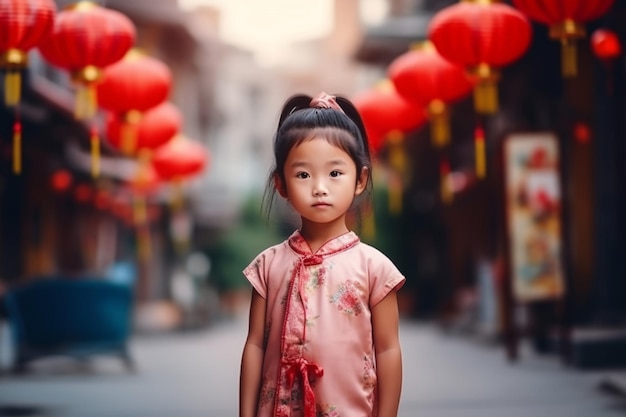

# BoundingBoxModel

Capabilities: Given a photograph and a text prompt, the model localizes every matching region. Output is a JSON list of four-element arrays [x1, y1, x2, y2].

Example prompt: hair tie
[[310, 92, 345, 114]]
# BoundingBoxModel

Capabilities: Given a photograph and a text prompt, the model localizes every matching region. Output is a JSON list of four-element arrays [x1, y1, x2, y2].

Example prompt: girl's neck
[[299, 217, 350, 253]]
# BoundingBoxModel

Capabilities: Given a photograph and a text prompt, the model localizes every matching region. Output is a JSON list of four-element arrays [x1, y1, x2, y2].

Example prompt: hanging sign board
[[503, 132, 565, 302]]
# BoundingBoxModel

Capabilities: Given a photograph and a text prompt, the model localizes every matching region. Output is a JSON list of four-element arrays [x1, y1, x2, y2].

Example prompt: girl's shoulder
[[252, 238, 290, 262]]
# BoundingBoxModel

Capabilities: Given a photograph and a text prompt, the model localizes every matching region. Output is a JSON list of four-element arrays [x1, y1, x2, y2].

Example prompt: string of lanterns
[[354, 0, 618, 212]]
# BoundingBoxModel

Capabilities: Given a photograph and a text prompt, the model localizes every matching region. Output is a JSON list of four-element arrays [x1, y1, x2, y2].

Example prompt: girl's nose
[[313, 182, 328, 196]]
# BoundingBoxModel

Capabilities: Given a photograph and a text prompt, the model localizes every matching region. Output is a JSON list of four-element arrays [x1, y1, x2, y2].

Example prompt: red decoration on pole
[[352, 81, 427, 154], [591, 29, 621, 61], [50, 169, 73, 192], [513, 0, 614, 77], [105, 102, 182, 156], [388, 42, 473, 148], [429, 0, 532, 114]]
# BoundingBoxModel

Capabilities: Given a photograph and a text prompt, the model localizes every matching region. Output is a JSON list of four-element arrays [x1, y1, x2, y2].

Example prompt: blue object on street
[[3, 278, 135, 373]]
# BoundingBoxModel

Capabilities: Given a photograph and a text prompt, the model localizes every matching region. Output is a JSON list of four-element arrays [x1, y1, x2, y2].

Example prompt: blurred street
[[1, 313, 624, 417]]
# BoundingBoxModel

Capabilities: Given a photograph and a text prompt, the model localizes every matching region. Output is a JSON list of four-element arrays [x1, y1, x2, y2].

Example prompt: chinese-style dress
[[243, 230, 405, 417]]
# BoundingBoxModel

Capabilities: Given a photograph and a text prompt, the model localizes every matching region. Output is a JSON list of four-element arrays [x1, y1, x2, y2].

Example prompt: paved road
[[0, 317, 624, 417]]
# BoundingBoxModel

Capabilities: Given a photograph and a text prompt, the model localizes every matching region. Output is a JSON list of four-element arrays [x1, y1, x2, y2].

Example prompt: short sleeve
[[243, 253, 268, 299], [368, 252, 405, 307]]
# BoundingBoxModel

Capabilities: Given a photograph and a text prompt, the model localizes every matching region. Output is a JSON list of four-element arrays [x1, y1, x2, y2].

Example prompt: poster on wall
[[503, 132, 565, 302]]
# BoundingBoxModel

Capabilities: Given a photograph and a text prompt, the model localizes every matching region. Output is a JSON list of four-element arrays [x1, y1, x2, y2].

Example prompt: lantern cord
[[170, 178, 185, 213], [75, 84, 98, 120], [4, 71, 21, 107], [474, 81, 498, 114], [561, 39, 578, 78], [121, 120, 139, 155], [428, 100, 450, 148], [90, 125, 100, 178], [12, 115, 22, 175], [474, 120, 487, 179]]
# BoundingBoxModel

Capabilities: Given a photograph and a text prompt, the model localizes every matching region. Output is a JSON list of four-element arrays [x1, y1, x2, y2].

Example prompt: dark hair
[[262, 93, 373, 218]]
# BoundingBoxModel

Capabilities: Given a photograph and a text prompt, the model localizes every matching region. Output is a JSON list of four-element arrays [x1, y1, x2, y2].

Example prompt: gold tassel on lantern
[[474, 124, 487, 179], [428, 99, 450, 148], [12, 120, 22, 174], [170, 177, 185, 213], [468, 63, 500, 114], [121, 110, 142, 155], [72, 65, 101, 120], [5, 71, 21, 107], [1, 49, 27, 106], [90, 125, 100, 178], [550, 19, 585, 78]]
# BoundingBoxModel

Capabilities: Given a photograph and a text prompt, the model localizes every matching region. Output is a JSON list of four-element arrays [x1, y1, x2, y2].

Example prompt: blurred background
[[0, 0, 626, 416]]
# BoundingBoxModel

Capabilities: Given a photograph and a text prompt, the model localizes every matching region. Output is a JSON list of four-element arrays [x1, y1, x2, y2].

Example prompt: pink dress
[[243, 230, 405, 417]]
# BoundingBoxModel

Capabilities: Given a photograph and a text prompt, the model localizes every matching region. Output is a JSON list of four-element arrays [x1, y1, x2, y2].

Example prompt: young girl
[[239, 92, 405, 417]]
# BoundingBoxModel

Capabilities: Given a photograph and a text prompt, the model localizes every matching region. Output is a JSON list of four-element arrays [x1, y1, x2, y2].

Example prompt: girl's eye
[[296, 172, 310, 179], [330, 170, 342, 178]]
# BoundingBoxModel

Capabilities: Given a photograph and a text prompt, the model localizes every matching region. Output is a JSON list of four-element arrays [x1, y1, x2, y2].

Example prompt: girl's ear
[[355, 166, 369, 196], [274, 174, 288, 198]]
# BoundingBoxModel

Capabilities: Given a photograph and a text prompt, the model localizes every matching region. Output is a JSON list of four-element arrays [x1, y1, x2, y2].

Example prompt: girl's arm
[[239, 289, 267, 417], [372, 290, 403, 417]]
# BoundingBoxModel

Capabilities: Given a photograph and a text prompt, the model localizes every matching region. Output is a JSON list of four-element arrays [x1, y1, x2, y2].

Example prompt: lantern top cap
[[409, 41, 435, 52], [461, 0, 501, 4], [64, 1, 99, 12]]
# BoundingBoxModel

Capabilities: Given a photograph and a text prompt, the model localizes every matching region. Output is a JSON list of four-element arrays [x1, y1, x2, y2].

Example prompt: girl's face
[[276, 136, 368, 227]]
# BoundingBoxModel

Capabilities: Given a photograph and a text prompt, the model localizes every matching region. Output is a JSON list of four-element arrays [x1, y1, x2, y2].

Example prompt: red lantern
[[0, 0, 56, 106], [429, 0, 532, 179], [389, 42, 474, 147], [513, 0, 614, 77], [591, 29, 621, 61], [429, 0, 532, 115], [38, 2, 136, 119], [105, 102, 182, 156], [151, 136, 209, 182], [0, 0, 56, 174], [97, 49, 172, 114], [352, 82, 427, 154]]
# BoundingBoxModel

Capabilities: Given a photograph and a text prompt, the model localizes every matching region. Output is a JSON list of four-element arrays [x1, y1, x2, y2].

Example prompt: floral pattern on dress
[[259, 377, 275, 409], [362, 354, 377, 404], [316, 403, 340, 417], [329, 280, 364, 316]]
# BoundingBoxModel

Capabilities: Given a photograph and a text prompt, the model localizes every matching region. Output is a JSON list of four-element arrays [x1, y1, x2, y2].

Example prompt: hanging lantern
[[151, 136, 209, 181], [513, 0, 614, 77], [0, 0, 56, 174], [389, 42, 473, 148], [429, 0, 532, 115], [37, 1, 135, 177], [97, 49, 172, 152], [151, 136, 209, 211], [97, 49, 171, 113], [352, 82, 427, 154], [591, 28, 621, 61], [38, 2, 135, 119], [0, 0, 56, 106], [105, 102, 182, 156]]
